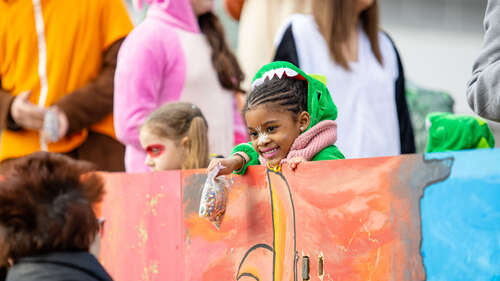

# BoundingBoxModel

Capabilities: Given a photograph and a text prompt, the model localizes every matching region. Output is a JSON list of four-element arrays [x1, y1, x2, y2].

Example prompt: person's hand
[[41, 107, 69, 143], [288, 156, 306, 171], [207, 155, 245, 177], [10, 91, 46, 130]]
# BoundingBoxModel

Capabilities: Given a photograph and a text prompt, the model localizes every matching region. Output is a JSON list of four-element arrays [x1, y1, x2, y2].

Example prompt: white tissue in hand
[[43, 109, 60, 143]]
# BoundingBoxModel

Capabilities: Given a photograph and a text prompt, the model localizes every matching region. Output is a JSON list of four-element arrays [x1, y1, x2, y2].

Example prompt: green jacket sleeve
[[231, 142, 261, 175], [231, 143, 343, 175], [311, 145, 345, 161]]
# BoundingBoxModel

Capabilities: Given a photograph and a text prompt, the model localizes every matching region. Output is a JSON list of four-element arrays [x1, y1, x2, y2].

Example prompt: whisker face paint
[[256, 126, 270, 146], [145, 144, 165, 158]]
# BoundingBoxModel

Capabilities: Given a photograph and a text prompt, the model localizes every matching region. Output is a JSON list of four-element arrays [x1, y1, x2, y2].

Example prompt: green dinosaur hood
[[426, 112, 495, 152], [251, 61, 337, 129]]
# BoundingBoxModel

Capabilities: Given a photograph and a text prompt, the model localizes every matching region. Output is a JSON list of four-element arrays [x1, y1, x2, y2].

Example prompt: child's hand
[[207, 155, 245, 177], [288, 156, 306, 171]]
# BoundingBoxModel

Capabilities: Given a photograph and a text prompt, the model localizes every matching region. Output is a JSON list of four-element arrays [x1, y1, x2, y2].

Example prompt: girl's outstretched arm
[[207, 153, 247, 177], [207, 141, 263, 176], [230, 142, 261, 175]]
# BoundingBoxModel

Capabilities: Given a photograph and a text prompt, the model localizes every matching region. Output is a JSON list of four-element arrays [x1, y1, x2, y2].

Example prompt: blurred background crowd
[[0, 1, 499, 280], [1, 0, 499, 167], [127, 0, 500, 149]]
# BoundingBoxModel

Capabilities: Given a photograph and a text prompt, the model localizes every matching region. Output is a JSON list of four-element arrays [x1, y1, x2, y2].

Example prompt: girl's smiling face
[[245, 105, 310, 166], [139, 126, 186, 171]]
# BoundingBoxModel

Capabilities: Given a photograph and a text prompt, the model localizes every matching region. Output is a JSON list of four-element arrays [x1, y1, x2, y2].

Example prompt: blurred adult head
[[0, 152, 104, 265]]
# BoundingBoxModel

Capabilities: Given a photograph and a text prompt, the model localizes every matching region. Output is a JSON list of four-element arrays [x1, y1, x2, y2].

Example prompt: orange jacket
[[0, 0, 132, 160]]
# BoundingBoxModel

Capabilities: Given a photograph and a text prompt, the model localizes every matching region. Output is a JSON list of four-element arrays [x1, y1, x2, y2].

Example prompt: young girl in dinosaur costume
[[208, 61, 345, 175]]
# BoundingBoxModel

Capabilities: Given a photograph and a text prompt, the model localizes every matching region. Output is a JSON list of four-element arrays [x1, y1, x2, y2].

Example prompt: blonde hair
[[142, 102, 210, 169], [312, 0, 382, 70]]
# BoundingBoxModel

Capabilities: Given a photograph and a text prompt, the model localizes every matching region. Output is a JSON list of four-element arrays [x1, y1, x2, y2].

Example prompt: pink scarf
[[259, 120, 338, 165]]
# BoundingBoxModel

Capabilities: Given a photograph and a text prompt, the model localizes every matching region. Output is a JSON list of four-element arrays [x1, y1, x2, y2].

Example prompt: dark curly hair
[[0, 152, 104, 265], [243, 77, 308, 117]]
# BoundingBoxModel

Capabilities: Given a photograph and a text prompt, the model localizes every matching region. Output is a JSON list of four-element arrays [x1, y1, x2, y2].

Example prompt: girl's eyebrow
[[262, 120, 279, 126], [248, 120, 280, 130]]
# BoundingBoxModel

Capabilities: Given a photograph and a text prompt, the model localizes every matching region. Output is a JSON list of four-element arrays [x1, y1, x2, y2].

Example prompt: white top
[[179, 29, 235, 157], [276, 14, 401, 158]]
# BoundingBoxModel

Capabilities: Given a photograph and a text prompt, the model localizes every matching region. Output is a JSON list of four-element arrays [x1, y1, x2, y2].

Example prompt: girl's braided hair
[[244, 77, 308, 117]]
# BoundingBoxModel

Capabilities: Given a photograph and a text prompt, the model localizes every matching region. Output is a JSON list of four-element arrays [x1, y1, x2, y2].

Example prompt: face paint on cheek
[[146, 144, 166, 158], [256, 126, 269, 146]]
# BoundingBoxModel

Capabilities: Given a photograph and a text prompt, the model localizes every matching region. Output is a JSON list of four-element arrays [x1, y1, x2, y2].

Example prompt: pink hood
[[135, 0, 200, 33]]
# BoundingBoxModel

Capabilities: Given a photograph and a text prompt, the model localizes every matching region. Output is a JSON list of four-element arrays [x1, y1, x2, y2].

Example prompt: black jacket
[[6, 252, 112, 281]]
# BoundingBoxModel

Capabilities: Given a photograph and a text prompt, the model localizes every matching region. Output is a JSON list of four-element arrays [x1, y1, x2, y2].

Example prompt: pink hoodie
[[114, 0, 246, 172]]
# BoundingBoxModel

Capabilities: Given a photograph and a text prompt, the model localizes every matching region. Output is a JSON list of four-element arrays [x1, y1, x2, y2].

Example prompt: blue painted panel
[[421, 149, 500, 280]]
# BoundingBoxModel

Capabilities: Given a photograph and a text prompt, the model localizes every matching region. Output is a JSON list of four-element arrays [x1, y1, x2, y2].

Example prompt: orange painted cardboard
[[100, 155, 452, 281]]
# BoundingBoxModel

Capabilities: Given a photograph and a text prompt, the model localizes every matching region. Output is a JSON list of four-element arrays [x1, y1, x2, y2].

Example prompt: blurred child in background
[[140, 102, 210, 171]]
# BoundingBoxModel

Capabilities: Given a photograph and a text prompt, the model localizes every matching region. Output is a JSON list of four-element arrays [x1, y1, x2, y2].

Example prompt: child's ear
[[181, 136, 190, 149], [297, 111, 311, 131]]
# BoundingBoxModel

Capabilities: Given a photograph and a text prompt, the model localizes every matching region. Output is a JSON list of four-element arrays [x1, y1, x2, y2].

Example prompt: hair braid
[[244, 77, 308, 116], [198, 12, 245, 93]]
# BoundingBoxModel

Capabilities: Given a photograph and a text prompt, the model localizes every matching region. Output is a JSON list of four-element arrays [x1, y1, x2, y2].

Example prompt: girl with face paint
[[208, 61, 345, 176], [139, 102, 210, 171]]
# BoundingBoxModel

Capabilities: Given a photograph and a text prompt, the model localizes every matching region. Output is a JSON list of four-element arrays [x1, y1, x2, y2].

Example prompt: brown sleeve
[[0, 80, 21, 131], [55, 38, 125, 134]]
